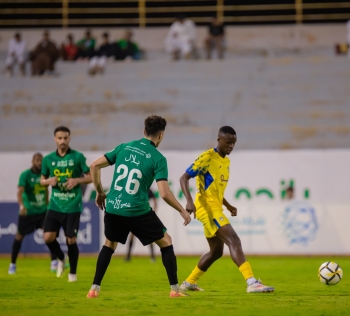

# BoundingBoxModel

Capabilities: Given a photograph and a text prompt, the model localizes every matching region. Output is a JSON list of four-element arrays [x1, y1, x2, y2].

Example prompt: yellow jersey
[[186, 148, 230, 211]]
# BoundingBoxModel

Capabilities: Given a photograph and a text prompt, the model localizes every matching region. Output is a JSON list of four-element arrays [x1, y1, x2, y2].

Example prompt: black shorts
[[104, 211, 166, 246], [17, 213, 46, 236], [43, 210, 81, 238]]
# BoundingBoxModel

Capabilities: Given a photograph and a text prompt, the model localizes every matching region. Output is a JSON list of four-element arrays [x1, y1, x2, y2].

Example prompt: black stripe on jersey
[[104, 154, 113, 165]]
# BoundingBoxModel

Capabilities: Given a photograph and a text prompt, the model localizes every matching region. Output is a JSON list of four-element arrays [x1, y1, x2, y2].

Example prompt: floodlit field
[[0, 256, 349, 316]]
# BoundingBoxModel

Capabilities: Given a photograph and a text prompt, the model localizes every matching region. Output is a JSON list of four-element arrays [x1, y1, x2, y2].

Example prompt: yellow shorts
[[195, 205, 230, 238]]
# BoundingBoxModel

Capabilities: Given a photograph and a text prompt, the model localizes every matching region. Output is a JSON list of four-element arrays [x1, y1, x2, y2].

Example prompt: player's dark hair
[[54, 126, 70, 135], [33, 152, 43, 158], [144, 116, 167, 136], [219, 126, 236, 136]]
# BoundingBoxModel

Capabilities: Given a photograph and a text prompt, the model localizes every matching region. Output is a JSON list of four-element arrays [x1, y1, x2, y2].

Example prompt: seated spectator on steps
[[5, 32, 27, 76], [115, 29, 141, 61], [88, 32, 115, 75], [76, 29, 96, 60], [205, 16, 225, 60], [30, 30, 59, 76], [61, 34, 78, 61], [165, 15, 197, 60]]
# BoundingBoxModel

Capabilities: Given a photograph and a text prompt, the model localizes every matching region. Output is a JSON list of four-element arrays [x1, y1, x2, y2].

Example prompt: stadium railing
[[0, 0, 349, 28]]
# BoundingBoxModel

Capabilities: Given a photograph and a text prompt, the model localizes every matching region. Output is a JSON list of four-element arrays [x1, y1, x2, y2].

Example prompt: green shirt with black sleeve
[[18, 168, 47, 215], [41, 148, 90, 213]]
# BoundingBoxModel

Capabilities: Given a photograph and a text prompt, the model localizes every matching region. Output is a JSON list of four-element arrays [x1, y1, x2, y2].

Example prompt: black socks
[[160, 245, 178, 285], [93, 245, 115, 286], [46, 239, 65, 261], [67, 242, 79, 274], [11, 239, 22, 264]]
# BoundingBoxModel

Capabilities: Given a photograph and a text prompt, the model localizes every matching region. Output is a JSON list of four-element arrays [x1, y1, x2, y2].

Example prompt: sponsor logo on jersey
[[125, 154, 140, 166], [146, 154, 151, 158], [220, 175, 229, 182], [68, 159, 74, 166], [57, 160, 69, 167]]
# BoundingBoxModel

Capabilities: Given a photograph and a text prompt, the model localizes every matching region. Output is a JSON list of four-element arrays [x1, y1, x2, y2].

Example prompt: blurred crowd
[[5, 28, 142, 77], [5, 15, 226, 77]]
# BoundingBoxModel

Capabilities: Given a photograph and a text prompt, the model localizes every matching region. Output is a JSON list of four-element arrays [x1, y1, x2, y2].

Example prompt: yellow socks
[[186, 266, 205, 284], [238, 261, 254, 280]]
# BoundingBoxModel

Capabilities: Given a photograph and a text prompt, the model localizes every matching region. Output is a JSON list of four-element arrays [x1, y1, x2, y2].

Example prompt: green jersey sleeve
[[41, 156, 50, 178], [18, 170, 27, 187], [154, 156, 168, 182], [104, 145, 122, 166], [79, 153, 90, 174]]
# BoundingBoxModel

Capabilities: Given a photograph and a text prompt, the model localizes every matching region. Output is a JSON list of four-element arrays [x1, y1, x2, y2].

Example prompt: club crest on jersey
[[125, 154, 140, 166], [146, 154, 151, 158], [219, 217, 224, 221], [68, 159, 74, 166]]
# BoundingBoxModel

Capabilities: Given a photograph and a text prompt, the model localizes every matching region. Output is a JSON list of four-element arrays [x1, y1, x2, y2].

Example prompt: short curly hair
[[144, 115, 167, 136]]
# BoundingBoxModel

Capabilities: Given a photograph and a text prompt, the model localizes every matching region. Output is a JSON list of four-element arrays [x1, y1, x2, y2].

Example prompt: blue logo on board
[[282, 201, 318, 245]]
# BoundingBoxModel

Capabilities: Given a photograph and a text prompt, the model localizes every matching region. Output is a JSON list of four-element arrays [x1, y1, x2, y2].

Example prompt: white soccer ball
[[318, 261, 343, 285]]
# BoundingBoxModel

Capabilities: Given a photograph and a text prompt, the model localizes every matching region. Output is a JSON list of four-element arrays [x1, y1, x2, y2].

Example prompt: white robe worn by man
[[6, 33, 27, 76], [165, 17, 196, 59]]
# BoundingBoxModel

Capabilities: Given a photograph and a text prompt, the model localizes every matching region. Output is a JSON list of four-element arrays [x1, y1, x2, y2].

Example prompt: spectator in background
[[5, 32, 27, 77], [115, 29, 141, 61], [76, 29, 96, 60], [165, 15, 197, 60], [285, 187, 294, 200], [30, 30, 59, 76], [205, 16, 225, 60], [88, 32, 115, 75], [61, 34, 78, 61]]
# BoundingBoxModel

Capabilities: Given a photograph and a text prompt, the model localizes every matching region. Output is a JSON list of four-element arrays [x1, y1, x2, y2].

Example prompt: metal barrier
[[0, 0, 349, 27]]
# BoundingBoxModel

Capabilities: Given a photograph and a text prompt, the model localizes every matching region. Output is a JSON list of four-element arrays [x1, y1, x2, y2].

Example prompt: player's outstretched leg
[[155, 233, 189, 298], [8, 234, 24, 274], [87, 240, 116, 298], [216, 224, 274, 293], [181, 236, 224, 292], [44, 232, 65, 278]]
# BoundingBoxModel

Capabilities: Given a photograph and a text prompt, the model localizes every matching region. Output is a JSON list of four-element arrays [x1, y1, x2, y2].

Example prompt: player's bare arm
[[40, 175, 58, 187], [157, 180, 191, 226], [223, 197, 237, 216], [63, 171, 92, 190], [179, 172, 196, 218], [90, 156, 110, 210], [17, 186, 27, 216]]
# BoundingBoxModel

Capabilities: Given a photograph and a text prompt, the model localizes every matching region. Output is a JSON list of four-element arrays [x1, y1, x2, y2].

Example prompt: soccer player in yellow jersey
[[179, 126, 274, 293]]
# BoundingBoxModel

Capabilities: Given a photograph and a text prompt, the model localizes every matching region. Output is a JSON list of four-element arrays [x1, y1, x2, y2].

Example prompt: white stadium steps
[[1, 52, 350, 151]]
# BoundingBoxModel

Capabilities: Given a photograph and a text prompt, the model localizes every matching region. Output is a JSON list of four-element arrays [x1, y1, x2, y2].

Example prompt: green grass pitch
[[0, 256, 349, 316]]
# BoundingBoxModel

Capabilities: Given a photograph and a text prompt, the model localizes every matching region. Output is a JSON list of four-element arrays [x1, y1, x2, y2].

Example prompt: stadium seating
[[1, 25, 349, 151]]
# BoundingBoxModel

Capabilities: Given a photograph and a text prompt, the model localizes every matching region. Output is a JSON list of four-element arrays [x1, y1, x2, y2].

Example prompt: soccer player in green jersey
[[40, 126, 92, 282], [86, 115, 191, 299], [8, 153, 57, 275]]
